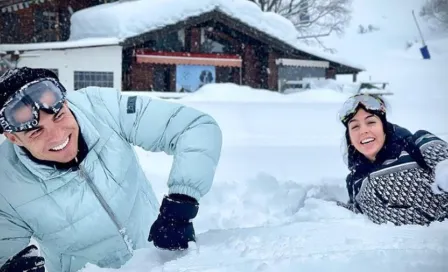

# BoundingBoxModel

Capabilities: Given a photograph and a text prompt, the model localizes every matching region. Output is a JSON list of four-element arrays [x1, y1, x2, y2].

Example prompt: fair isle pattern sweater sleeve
[[413, 130, 448, 171]]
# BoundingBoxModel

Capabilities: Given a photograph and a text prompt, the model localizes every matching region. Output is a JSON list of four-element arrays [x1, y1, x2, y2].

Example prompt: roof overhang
[[275, 58, 329, 68], [0, 38, 121, 53], [135, 50, 242, 67]]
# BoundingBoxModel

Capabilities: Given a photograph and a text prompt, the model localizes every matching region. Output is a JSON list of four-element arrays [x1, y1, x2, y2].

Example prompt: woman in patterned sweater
[[337, 94, 448, 226]]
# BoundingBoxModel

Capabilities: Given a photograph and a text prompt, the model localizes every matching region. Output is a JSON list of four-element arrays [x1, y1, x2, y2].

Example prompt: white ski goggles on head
[[0, 78, 67, 133], [338, 94, 386, 124]]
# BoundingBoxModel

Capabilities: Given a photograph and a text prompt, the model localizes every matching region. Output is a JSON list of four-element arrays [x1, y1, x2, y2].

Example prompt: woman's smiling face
[[348, 108, 386, 161]]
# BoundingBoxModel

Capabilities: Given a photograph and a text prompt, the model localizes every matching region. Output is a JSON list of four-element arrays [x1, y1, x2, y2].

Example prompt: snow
[[0, 38, 120, 52], [68, 0, 364, 71], [435, 160, 448, 192], [174, 83, 352, 103], [321, 0, 446, 79], [123, 83, 353, 103]]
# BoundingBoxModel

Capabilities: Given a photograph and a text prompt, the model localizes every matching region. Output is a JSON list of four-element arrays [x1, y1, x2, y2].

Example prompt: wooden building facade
[[121, 10, 361, 92]]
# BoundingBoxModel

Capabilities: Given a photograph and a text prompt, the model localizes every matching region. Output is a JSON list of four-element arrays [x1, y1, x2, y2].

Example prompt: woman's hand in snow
[[432, 159, 448, 194]]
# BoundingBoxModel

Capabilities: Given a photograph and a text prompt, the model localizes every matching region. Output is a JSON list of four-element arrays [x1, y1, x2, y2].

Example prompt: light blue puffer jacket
[[0, 87, 222, 272]]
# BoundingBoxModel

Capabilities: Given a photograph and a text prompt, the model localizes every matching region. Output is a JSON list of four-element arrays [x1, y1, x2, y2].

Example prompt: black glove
[[0, 245, 45, 272], [148, 194, 199, 250]]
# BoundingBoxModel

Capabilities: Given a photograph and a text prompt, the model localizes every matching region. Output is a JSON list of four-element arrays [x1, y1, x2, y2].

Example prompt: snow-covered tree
[[248, 0, 353, 37], [420, 0, 448, 30]]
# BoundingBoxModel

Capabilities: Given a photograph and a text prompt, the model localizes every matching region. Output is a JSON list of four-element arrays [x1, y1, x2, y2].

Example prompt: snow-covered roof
[[69, 0, 365, 71], [0, 37, 120, 52]]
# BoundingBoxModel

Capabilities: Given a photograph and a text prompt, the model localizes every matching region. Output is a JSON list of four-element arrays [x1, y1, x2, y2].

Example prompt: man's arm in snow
[[412, 130, 448, 193], [0, 193, 32, 267], [91, 88, 222, 201]]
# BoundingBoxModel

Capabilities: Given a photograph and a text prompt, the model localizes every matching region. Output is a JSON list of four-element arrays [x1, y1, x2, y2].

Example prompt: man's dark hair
[[0, 67, 59, 111], [0, 67, 59, 134]]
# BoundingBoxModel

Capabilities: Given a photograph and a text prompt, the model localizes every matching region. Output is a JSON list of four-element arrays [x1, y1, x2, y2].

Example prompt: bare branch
[[249, 0, 353, 39], [314, 37, 337, 53]]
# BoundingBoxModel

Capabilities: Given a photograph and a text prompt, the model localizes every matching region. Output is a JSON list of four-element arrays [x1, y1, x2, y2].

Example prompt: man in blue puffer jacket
[[0, 67, 222, 272]]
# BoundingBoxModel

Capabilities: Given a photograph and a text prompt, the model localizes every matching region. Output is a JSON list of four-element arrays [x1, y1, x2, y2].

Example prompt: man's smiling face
[[5, 101, 79, 163]]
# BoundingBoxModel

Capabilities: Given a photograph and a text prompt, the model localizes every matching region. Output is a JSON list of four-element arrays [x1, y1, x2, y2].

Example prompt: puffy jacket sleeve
[[413, 130, 448, 171], [0, 193, 32, 266], [88, 88, 222, 201]]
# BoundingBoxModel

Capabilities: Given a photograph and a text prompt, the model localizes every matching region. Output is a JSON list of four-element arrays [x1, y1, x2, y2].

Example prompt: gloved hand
[[148, 194, 199, 250], [0, 245, 45, 272]]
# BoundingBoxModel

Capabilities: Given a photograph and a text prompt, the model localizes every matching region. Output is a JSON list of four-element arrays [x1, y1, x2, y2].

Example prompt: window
[[153, 31, 184, 51], [74, 71, 114, 90]]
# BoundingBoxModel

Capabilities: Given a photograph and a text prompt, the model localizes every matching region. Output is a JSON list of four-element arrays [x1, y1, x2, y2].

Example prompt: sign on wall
[[175, 65, 216, 92]]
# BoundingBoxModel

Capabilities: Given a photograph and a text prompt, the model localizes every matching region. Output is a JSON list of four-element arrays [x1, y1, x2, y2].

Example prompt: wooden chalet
[[0, 1, 363, 92]]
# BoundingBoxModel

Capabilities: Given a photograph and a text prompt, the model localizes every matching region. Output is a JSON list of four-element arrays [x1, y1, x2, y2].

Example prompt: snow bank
[[69, 0, 364, 70], [179, 83, 352, 103], [178, 83, 287, 102], [287, 88, 352, 103], [122, 83, 352, 104], [122, 91, 187, 100]]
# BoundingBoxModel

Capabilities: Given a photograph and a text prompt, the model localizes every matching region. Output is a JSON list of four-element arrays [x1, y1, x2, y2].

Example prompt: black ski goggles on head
[[0, 78, 67, 133], [338, 94, 386, 124]]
